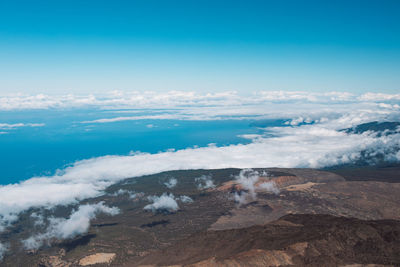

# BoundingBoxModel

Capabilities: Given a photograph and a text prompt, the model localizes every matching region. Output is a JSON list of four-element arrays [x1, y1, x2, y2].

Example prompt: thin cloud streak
[[0, 123, 45, 129]]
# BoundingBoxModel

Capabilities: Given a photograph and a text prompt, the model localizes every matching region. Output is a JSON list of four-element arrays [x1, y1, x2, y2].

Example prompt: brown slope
[[135, 214, 400, 267]]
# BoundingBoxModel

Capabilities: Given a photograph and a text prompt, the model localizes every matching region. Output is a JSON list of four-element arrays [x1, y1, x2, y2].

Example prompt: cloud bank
[[0, 116, 399, 230], [0, 95, 399, 234], [1, 91, 400, 111]]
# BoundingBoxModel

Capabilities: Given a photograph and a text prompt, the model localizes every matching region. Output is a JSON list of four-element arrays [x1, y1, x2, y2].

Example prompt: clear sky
[[0, 0, 399, 94]]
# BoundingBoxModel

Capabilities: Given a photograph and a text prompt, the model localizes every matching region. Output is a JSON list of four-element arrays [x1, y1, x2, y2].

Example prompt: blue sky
[[0, 0, 399, 94]]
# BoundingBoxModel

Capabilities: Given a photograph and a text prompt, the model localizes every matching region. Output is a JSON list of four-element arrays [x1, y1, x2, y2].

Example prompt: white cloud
[[0, 91, 243, 111], [359, 93, 400, 101], [164, 178, 178, 189], [232, 169, 280, 204], [144, 193, 179, 213], [233, 192, 248, 205], [258, 182, 280, 195], [284, 117, 313, 126], [195, 175, 216, 190], [22, 202, 119, 250], [0, 91, 398, 112], [235, 169, 260, 201], [0, 123, 45, 130], [179, 195, 194, 203], [82, 114, 181, 124], [109, 189, 137, 199], [238, 134, 263, 141]]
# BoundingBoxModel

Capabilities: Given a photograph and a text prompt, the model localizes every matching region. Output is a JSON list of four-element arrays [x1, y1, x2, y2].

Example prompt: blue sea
[[0, 109, 285, 185]]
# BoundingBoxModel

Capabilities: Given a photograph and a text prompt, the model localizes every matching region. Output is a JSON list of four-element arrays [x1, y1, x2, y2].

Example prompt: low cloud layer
[[0, 99, 399, 233], [22, 202, 119, 250], [1, 91, 400, 111]]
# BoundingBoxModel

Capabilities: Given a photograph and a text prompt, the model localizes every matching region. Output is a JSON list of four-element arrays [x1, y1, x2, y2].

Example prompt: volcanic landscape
[[1, 165, 399, 267]]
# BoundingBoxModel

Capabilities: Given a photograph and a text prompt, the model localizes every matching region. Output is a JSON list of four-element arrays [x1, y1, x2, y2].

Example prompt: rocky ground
[[0, 166, 399, 266]]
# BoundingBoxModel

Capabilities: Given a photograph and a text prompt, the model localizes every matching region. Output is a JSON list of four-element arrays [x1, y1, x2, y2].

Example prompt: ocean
[[0, 109, 283, 185]]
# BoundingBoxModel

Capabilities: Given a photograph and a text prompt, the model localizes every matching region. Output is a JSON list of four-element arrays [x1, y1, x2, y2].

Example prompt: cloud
[[22, 202, 119, 250], [0, 91, 399, 112], [0, 91, 242, 111], [359, 93, 400, 101], [284, 117, 313, 126], [258, 182, 280, 195], [144, 193, 179, 213], [179, 195, 194, 203], [238, 134, 263, 141], [233, 192, 248, 205], [255, 91, 354, 102], [41, 90, 393, 124], [82, 114, 180, 124], [164, 178, 178, 189], [232, 169, 260, 205], [195, 175, 216, 190], [110, 189, 137, 199], [235, 169, 260, 201], [31, 212, 45, 227], [0, 123, 45, 130], [232, 169, 280, 205], [0, 242, 7, 261]]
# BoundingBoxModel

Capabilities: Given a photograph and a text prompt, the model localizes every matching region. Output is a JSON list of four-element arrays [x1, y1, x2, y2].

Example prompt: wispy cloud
[[0, 123, 45, 130], [164, 178, 178, 189], [179, 195, 194, 203], [195, 175, 216, 190], [233, 169, 280, 205], [109, 189, 138, 199]]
